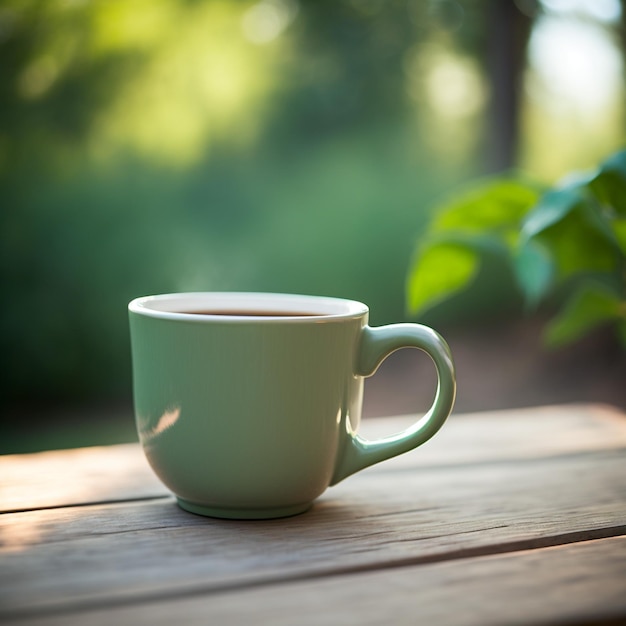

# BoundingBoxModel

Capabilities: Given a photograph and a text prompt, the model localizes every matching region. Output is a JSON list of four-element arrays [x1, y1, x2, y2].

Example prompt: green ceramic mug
[[128, 292, 456, 519]]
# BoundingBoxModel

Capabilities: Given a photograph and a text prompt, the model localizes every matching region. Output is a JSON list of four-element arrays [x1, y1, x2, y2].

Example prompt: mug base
[[176, 498, 312, 520]]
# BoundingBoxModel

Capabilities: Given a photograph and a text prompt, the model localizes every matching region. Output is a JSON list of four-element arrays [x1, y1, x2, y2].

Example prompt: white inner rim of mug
[[128, 292, 369, 322]]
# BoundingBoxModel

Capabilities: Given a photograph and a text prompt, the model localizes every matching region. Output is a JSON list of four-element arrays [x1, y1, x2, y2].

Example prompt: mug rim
[[128, 292, 369, 323]]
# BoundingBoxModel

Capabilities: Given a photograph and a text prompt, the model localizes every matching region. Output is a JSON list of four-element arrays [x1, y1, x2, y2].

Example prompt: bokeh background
[[2, 0, 625, 453]]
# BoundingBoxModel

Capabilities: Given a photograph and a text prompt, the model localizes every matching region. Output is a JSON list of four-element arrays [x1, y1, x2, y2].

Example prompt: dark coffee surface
[[181, 310, 320, 317]]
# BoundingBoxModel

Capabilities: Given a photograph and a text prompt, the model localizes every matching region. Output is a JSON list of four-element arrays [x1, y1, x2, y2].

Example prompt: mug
[[128, 292, 456, 519]]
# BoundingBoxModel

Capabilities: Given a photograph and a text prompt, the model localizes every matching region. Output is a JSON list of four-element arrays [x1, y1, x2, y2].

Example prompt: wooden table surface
[[1, 404, 626, 625]]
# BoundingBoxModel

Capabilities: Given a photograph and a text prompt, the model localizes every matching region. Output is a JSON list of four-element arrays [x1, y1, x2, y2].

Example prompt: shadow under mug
[[128, 292, 456, 519]]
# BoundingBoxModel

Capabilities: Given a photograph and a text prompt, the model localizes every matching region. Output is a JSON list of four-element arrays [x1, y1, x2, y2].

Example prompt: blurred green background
[[2, 0, 625, 453]]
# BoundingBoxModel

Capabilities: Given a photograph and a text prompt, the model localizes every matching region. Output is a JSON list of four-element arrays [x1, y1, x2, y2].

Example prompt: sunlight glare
[[87, 2, 288, 165], [406, 46, 487, 119], [90, 0, 177, 53], [0, 445, 163, 552], [528, 15, 623, 114], [242, 0, 298, 44], [404, 43, 487, 162], [541, 0, 622, 23], [521, 5, 624, 179]]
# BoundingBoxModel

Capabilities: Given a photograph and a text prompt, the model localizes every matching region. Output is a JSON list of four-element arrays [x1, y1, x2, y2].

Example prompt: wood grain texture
[[1, 447, 624, 615], [1, 404, 625, 623], [7, 536, 626, 626], [2, 404, 625, 512], [0, 444, 165, 513]]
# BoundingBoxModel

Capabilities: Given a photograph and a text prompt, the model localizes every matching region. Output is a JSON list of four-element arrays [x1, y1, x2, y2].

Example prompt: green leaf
[[587, 150, 626, 253], [611, 219, 626, 255], [407, 241, 479, 315], [581, 197, 621, 245], [432, 178, 541, 246], [545, 282, 624, 347], [600, 149, 626, 178], [406, 177, 540, 317], [405, 149, 626, 347], [514, 240, 554, 309], [533, 204, 620, 280], [589, 149, 626, 215], [521, 186, 584, 241]]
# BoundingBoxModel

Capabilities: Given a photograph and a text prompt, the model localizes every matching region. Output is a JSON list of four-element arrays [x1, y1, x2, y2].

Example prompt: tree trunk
[[483, 0, 534, 173]]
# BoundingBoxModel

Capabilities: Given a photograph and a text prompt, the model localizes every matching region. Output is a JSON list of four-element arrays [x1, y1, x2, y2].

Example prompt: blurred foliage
[[407, 149, 626, 346], [1, 0, 480, 407], [0, 0, 624, 414]]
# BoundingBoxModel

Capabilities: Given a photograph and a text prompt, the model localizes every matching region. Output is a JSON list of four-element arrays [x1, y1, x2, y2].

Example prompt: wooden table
[[1, 404, 626, 625]]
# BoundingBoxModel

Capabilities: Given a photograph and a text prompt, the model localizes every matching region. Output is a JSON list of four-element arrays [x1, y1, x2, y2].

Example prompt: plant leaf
[[406, 178, 540, 317], [514, 240, 554, 309], [521, 185, 584, 241], [580, 197, 621, 251], [545, 282, 624, 346], [589, 149, 626, 216], [587, 150, 626, 253], [611, 218, 626, 255], [407, 240, 479, 315], [432, 178, 541, 246], [534, 204, 620, 280]]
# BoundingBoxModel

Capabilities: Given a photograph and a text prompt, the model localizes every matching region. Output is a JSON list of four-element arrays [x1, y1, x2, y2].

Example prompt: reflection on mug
[[138, 406, 182, 443]]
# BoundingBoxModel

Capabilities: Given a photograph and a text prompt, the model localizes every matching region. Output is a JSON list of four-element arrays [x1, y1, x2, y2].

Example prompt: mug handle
[[330, 324, 456, 485]]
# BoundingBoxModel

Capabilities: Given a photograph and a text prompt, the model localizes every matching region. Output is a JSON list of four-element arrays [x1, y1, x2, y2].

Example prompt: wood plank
[[0, 443, 166, 513], [2, 404, 625, 513], [1, 447, 624, 616], [6, 536, 626, 626], [360, 403, 626, 466]]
